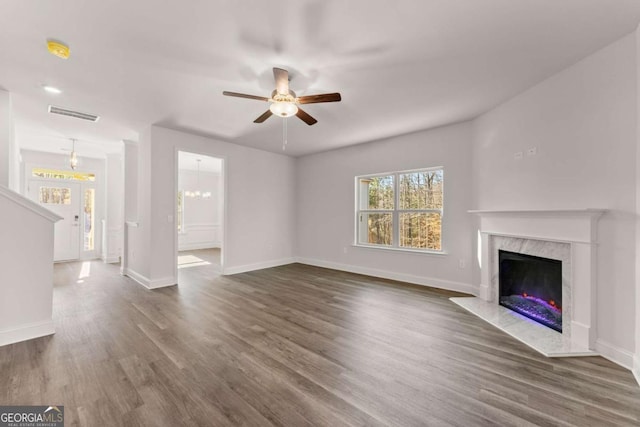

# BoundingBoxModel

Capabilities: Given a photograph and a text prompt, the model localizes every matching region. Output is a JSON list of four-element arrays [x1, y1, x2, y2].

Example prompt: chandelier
[[184, 159, 211, 199]]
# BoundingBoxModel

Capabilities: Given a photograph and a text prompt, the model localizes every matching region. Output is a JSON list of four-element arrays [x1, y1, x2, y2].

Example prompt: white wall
[[473, 34, 637, 366], [125, 125, 296, 287], [0, 187, 58, 346], [178, 169, 222, 250], [0, 90, 12, 189], [126, 131, 152, 280], [103, 151, 124, 263], [296, 122, 474, 293], [635, 25, 640, 384]]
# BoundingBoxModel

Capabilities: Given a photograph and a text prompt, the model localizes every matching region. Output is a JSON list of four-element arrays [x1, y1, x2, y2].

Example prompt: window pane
[[360, 176, 394, 210], [400, 212, 441, 250], [399, 170, 443, 210], [32, 168, 95, 181], [360, 212, 393, 246], [39, 187, 71, 204], [177, 191, 183, 232], [84, 189, 95, 251]]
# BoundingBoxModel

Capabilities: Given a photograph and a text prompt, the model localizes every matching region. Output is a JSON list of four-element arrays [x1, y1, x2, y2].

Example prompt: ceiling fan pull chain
[[282, 118, 288, 151]]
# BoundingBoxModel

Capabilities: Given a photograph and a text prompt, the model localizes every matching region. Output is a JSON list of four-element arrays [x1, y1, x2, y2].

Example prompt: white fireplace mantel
[[468, 209, 606, 244], [451, 208, 606, 358]]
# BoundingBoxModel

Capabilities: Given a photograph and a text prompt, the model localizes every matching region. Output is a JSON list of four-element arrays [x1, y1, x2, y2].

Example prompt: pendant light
[[70, 138, 78, 170]]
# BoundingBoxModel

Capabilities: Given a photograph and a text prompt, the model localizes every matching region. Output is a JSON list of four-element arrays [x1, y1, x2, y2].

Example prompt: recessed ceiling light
[[42, 85, 62, 94]]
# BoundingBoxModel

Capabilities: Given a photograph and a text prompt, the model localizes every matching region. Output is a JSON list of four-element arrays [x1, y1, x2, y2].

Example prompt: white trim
[[0, 185, 62, 222], [175, 149, 227, 280], [179, 241, 221, 251], [570, 321, 591, 350], [633, 355, 640, 387], [594, 339, 635, 370], [102, 255, 120, 264], [124, 268, 176, 290], [126, 221, 139, 227], [295, 257, 474, 295], [223, 258, 296, 275], [468, 209, 606, 217], [0, 320, 55, 347], [355, 168, 444, 252], [352, 244, 448, 256]]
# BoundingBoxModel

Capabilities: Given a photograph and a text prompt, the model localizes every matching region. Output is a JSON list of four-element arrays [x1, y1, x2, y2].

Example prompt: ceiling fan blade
[[254, 110, 273, 123], [296, 108, 318, 126], [273, 67, 290, 95], [297, 92, 342, 104], [223, 91, 270, 102]]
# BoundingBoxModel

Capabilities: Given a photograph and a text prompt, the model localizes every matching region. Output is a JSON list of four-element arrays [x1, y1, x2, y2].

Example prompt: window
[[32, 168, 95, 181], [356, 168, 443, 251], [83, 189, 95, 251], [39, 187, 71, 205]]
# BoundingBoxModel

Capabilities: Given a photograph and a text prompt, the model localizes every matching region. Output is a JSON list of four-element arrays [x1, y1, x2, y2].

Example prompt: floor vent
[[48, 105, 100, 122]]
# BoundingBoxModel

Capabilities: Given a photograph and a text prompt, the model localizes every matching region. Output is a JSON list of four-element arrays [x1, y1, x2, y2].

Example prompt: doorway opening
[[26, 166, 99, 262], [175, 151, 224, 278]]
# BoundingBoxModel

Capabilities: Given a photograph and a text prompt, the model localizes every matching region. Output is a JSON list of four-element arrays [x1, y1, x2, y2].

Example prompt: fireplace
[[499, 250, 562, 332]]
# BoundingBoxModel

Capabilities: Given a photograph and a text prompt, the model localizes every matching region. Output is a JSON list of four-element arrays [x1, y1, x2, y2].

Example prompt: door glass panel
[[84, 189, 95, 251], [39, 187, 71, 204]]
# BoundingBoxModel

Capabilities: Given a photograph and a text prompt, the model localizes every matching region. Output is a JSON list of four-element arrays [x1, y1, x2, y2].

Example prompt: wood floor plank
[[1, 253, 639, 426]]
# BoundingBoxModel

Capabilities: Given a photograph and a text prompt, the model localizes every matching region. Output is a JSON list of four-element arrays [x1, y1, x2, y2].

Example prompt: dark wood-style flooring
[[1, 260, 639, 426]]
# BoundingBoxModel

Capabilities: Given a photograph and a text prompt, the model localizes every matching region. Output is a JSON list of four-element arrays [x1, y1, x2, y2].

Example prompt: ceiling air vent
[[48, 105, 100, 122]]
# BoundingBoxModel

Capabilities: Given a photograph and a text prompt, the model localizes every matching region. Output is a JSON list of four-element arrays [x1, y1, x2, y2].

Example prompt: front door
[[29, 180, 81, 261]]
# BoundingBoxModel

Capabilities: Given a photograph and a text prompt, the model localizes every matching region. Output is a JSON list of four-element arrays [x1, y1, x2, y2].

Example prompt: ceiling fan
[[223, 67, 341, 126]]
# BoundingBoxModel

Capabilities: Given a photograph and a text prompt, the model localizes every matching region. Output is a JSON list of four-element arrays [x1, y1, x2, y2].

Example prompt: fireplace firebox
[[498, 250, 562, 332]]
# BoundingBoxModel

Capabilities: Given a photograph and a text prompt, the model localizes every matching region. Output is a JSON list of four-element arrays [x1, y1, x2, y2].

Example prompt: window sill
[[352, 244, 448, 256]]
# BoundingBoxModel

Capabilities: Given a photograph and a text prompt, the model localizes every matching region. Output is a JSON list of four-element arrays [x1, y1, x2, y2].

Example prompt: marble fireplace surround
[[452, 209, 605, 357]]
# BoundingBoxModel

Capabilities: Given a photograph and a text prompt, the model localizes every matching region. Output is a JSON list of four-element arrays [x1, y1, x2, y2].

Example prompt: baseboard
[[0, 319, 55, 347], [594, 339, 634, 370], [571, 321, 592, 349], [101, 254, 120, 264], [223, 258, 296, 275], [125, 268, 176, 290], [633, 355, 640, 387], [178, 241, 221, 251], [295, 257, 474, 295]]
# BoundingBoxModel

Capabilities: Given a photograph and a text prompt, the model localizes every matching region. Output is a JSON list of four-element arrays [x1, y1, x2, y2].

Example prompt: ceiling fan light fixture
[[270, 101, 298, 118]]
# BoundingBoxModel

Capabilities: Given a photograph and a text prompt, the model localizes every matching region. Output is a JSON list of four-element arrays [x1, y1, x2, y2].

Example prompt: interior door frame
[[24, 161, 103, 262], [173, 148, 227, 280]]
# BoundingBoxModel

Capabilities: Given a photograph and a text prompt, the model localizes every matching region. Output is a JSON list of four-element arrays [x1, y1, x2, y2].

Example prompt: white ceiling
[[2, 0, 640, 158]]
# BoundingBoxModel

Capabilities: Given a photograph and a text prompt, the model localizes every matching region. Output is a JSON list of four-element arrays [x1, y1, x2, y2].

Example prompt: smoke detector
[[47, 40, 70, 59]]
